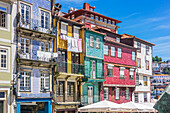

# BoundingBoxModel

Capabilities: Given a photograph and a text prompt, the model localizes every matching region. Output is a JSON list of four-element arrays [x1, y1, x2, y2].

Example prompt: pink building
[[96, 27, 137, 104]]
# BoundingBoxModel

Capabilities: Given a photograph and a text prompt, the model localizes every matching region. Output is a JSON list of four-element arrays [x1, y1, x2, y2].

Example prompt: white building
[[121, 34, 155, 103]]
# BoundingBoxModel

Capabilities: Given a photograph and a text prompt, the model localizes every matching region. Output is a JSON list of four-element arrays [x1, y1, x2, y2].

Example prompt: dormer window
[[100, 17, 103, 22], [108, 20, 111, 24], [104, 19, 107, 23], [90, 14, 94, 19], [95, 16, 98, 21]]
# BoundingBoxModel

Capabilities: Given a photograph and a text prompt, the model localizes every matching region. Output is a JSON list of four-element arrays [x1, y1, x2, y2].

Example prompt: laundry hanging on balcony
[[67, 37, 82, 53], [60, 34, 68, 40]]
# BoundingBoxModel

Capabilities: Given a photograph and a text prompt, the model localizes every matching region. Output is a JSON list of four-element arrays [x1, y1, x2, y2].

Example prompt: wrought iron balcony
[[17, 18, 56, 35], [56, 62, 84, 75]]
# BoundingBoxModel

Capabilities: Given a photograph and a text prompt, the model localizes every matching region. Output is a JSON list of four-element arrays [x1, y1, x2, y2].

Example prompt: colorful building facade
[[121, 34, 155, 103], [52, 5, 84, 112], [16, 0, 56, 112], [82, 29, 105, 105], [0, 0, 17, 113]]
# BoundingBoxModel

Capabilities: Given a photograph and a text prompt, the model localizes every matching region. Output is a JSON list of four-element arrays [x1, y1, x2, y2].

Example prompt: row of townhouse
[[0, 0, 155, 113]]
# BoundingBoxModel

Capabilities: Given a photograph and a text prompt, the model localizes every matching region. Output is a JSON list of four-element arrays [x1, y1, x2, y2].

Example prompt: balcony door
[[88, 86, 93, 104], [20, 38, 30, 59], [71, 53, 80, 74], [32, 40, 39, 60], [91, 60, 96, 79], [57, 50, 67, 73]]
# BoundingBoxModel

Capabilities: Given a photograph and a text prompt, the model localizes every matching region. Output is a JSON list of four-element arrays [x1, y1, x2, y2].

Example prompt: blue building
[[16, 0, 56, 112]]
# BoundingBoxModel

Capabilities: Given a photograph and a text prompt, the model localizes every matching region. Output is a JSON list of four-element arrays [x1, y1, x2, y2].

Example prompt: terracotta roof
[[63, 9, 121, 23], [82, 26, 106, 36], [92, 26, 121, 36], [104, 38, 138, 50], [121, 33, 155, 46]]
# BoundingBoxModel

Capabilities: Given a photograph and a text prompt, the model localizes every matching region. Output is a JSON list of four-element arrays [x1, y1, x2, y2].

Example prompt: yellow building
[[52, 4, 85, 113]]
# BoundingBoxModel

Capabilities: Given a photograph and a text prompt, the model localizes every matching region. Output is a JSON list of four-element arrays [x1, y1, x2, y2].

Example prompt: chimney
[[83, 3, 90, 11]]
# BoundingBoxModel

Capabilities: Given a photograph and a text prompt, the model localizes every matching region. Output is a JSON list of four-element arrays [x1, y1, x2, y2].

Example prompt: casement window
[[132, 51, 136, 61], [96, 38, 100, 49], [137, 58, 141, 68], [115, 88, 120, 100], [74, 26, 80, 39], [117, 48, 122, 58], [125, 88, 129, 100], [40, 42, 49, 52], [0, 49, 7, 69], [20, 3, 31, 28], [137, 42, 141, 52], [144, 93, 147, 102], [134, 93, 138, 103], [91, 60, 96, 79], [56, 81, 64, 96], [90, 36, 94, 47], [104, 45, 108, 55], [20, 38, 30, 54], [146, 60, 149, 70], [0, 11, 6, 28], [40, 10, 50, 29], [119, 67, 125, 79], [0, 92, 6, 113], [20, 71, 31, 91], [143, 76, 148, 86], [40, 73, 50, 91], [61, 22, 67, 35], [111, 47, 115, 57], [104, 87, 109, 100], [146, 45, 149, 55], [107, 64, 113, 77], [129, 68, 134, 80], [116, 37, 120, 43], [67, 82, 74, 96]]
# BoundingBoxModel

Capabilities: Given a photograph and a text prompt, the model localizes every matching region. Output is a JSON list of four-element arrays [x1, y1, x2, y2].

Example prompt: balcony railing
[[57, 62, 84, 75], [18, 18, 56, 35], [18, 50, 58, 62]]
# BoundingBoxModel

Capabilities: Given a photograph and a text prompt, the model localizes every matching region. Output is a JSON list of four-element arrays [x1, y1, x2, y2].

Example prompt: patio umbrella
[[78, 100, 125, 112]]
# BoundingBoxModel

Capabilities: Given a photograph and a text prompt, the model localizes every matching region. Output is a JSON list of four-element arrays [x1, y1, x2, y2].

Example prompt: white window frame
[[20, 2, 31, 29], [91, 60, 96, 79], [0, 12, 6, 28], [40, 42, 49, 52], [116, 37, 120, 42], [125, 88, 129, 100], [0, 1, 10, 31], [0, 91, 6, 113], [104, 45, 108, 55], [0, 49, 7, 70], [129, 68, 134, 80], [146, 45, 149, 55], [19, 38, 30, 59], [143, 76, 148, 86], [119, 67, 125, 78], [40, 73, 50, 91], [96, 38, 100, 49], [115, 88, 120, 100], [132, 51, 135, 61], [137, 42, 141, 52], [117, 48, 122, 58], [111, 46, 115, 57], [104, 87, 109, 100], [40, 10, 50, 32], [20, 71, 31, 91], [90, 36, 94, 47], [61, 22, 68, 35], [73, 26, 80, 39]]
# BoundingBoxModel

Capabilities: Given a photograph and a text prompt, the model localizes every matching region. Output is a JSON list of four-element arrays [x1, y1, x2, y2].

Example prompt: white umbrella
[[78, 100, 125, 112]]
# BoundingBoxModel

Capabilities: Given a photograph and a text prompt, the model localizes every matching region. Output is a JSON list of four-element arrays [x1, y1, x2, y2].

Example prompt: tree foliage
[[153, 56, 163, 62]]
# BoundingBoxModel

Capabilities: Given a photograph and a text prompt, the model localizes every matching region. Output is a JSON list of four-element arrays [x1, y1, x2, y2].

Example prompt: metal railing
[[56, 62, 84, 75], [18, 18, 56, 35]]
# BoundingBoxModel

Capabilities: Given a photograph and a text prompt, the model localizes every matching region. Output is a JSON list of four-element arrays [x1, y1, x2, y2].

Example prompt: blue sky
[[56, 0, 170, 61]]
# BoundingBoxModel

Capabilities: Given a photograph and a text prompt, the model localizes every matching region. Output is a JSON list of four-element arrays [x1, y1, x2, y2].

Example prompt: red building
[[63, 3, 137, 104]]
